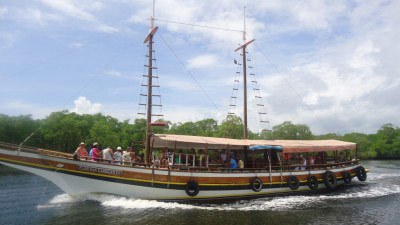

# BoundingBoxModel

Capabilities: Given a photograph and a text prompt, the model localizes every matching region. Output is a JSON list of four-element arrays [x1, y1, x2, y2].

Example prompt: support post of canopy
[[205, 143, 208, 168], [268, 149, 272, 186], [355, 143, 359, 163], [252, 148, 255, 168], [173, 140, 177, 166]]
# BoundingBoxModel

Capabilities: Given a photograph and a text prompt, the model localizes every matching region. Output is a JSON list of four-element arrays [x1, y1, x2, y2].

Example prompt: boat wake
[[367, 172, 400, 180], [38, 181, 400, 211]]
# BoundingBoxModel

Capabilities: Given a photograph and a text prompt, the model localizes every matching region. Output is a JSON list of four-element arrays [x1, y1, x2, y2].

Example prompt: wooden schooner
[[0, 2, 368, 202]]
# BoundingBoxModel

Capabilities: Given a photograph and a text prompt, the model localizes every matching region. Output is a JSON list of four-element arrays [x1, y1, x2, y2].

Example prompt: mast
[[234, 7, 254, 139], [143, 0, 158, 164], [242, 7, 248, 139]]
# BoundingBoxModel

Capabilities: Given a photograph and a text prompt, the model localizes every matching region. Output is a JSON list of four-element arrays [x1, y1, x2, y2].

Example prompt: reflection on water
[[1, 161, 400, 225]]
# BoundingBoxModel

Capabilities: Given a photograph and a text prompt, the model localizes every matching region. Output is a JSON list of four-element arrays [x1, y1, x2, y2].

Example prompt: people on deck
[[122, 147, 132, 165], [299, 155, 306, 170], [114, 147, 123, 164], [238, 157, 244, 169], [221, 150, 227, 163], [73, 142, 88, 160], [89, 146, 93, 158], [230, 157, 237, 169], [102, 147, 114, 163], [91, 142, 101, 161], [160, 148, 169, 166], [153, 157, 161, 168], [308, 156, 315, 166]]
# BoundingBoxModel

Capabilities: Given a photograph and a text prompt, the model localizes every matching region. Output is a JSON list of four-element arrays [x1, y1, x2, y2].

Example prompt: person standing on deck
[[122, 147, 132, 165], [102, 147, 114, 163], [230, 157, 237, 169], [114, 147, 123, 164], [238, 157, 244, 169], [74, 142, 88, 160], [91, 142, 101, 161], [221, 149, 227, 163]]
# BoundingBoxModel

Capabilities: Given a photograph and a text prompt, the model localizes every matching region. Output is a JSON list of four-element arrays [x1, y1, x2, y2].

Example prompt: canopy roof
[[152, 134, 356, 153]]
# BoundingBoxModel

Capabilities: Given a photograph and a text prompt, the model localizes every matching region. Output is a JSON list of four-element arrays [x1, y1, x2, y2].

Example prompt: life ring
[[185, 181, 200, 197], [287, 176, 300, 190], [323, 171, 337, 190], [356, 166, 367, 181], [342, 171, 352, 184], [307, 176, 319, 190], [250, 177, 263, 192]]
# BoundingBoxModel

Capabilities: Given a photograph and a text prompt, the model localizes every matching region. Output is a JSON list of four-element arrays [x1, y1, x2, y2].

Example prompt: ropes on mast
[[154, 19, 243, 33], [137, 37, 164, 122]]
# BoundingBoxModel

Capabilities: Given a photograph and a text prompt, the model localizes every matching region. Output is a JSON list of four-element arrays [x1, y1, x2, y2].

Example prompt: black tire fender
[[288, 176, 300, 190], [307, 176, 319, 190], [250, 177, 263, 192], [356, 166, 367, 181], [324, 171, 337, 190], [185, 181, 200, 197]]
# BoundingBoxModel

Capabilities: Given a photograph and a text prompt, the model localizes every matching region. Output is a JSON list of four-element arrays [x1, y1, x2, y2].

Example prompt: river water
[[0, 161, 399, 225]]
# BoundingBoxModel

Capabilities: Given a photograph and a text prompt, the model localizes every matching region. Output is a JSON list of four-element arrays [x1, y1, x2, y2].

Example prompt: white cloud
[[187, 54, 218, 69], [40, 0, 95, 22], [103, 70, 138, 80], [95, 24, 119, 33], [14, 7, 63, 26], [71, 96, 103, 114], [0, 32, 16, 49], [0, 6, 8, 18], [69, 42, 83, 48], [40, 0, 118, 33], [254, 0, 400, 134]]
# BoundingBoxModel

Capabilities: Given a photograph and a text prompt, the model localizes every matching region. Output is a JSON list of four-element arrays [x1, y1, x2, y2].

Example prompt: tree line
[[0, 111, 399, 159]]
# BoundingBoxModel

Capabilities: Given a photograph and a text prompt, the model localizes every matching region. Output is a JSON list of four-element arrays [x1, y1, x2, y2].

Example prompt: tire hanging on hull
[[185, 181, 200, 197], [250, 177, 263, 192], [287, 176, 300, 190], [342, 171, 352, 184], [323, 171, 337, 190], [356, 166, 367, 181], [307, 176, 319, 190]]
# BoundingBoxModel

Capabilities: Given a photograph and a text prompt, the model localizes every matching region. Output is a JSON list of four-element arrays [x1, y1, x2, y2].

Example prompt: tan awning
[[151, 134, 356, 153]]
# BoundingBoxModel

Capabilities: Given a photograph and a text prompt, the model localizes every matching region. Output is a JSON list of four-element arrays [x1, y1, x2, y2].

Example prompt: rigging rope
[[157, 32, 223, 115], [17, 37, 134, 148], [0, 36, 108, 82], [253, 42, 332, 133], [154, 18, 243, 33]]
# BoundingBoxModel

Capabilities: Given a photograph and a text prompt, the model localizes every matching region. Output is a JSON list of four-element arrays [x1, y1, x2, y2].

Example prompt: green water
[[1, 161, 399, 225]]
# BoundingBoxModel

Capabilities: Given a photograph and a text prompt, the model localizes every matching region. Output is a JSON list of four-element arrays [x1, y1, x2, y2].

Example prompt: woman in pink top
[[91, 142, 101, 161]]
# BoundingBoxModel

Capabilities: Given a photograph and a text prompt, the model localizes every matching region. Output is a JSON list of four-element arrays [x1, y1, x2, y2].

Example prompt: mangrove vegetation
[[0, 111, 399, 159]]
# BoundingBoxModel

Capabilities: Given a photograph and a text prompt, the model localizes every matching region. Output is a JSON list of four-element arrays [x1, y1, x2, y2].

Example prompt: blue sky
[[1, 0, 399, 134]]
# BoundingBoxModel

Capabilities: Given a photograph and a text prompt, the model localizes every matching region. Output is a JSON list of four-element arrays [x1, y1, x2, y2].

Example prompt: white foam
[[37, 194, 77, 209], [37, 182, 400, 211], [368, 173, 400, 180]]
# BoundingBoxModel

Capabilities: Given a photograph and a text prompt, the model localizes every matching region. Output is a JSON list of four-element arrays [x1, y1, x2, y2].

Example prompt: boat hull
[[0, 148, 360, 202]]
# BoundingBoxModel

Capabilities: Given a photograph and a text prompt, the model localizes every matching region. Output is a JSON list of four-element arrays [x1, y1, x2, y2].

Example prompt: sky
[[0, 0, 399, 135]]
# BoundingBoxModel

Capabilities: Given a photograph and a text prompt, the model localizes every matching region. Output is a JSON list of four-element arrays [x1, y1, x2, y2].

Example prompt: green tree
[[270, 121, 313, 140], [215, 115, 244, 139]]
